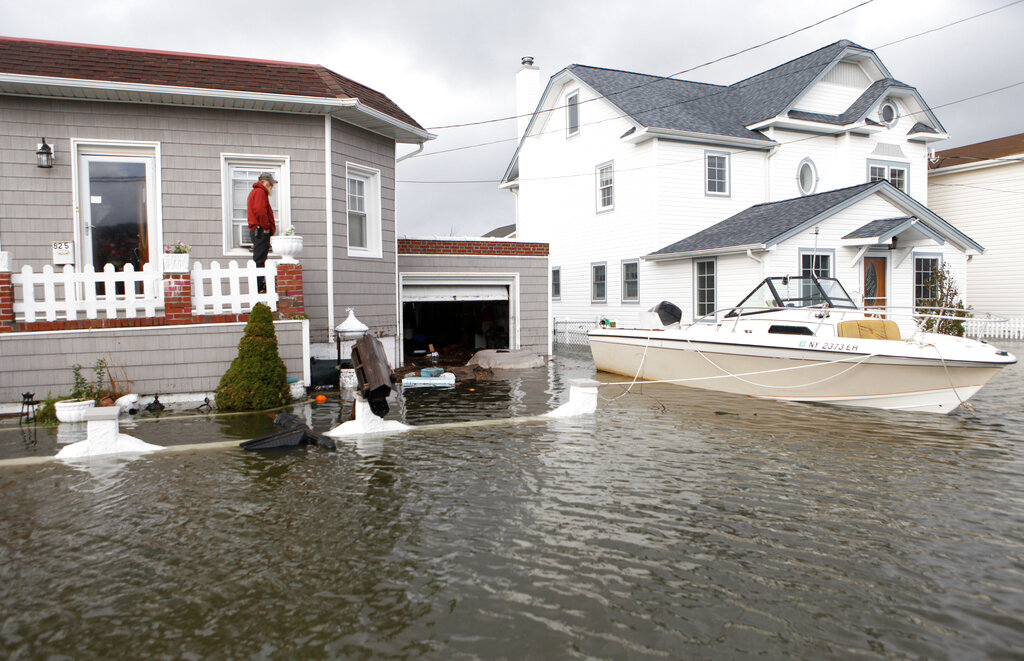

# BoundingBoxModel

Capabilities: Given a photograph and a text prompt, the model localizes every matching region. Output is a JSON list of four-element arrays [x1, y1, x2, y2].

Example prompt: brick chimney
[[516, 57, 541, 142]]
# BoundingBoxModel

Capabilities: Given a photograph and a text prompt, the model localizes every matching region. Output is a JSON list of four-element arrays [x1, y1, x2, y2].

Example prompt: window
[[879, 100, 899, 126], [222, 154, 289, 253], [867, 160, 908, 193], [596, 162, 614, 211], [551, 267, 561, 299], [914, 255, 941, 310], [800, 250, 832, 278], [591, 263, 606, 303], [797, 158, 817, 195], [705, 151, 729, 196], [346, 164, 382, 257], [695, 258, 716, 320], [621, 260, 638, 302], [566, 91, 580, 137]]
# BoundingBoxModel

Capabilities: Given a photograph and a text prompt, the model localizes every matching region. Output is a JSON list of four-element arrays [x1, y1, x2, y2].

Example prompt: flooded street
[[1, 341, 1023, 659]]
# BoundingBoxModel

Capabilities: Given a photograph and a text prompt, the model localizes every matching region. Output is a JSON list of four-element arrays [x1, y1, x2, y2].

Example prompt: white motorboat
[[588, 276, 1016, 413]]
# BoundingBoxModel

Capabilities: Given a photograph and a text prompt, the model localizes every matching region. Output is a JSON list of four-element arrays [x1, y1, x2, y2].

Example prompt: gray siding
[[397, 254, 549, 352], [0, 96, 401, 343], [331, 118, 398, 336], [0, 321, 306, 403]]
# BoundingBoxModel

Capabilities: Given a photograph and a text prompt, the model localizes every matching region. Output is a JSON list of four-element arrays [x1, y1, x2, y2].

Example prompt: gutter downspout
[[325, 114, 335, 338], [396, 143, 424, 163]]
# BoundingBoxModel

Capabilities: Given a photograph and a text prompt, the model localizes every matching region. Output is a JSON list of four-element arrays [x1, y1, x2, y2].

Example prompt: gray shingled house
[[0, 36, 432, 403]]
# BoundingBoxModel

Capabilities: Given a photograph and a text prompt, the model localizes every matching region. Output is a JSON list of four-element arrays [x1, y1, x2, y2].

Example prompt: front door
[[863, 255, 888, 312], [78, 154, 156, 274]]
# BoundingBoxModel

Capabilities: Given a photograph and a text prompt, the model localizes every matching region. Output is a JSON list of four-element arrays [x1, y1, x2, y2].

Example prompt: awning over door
[[402, 285, 509, 302]]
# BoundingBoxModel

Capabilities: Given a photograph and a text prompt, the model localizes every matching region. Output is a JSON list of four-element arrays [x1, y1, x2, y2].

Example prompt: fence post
[[0, 252, 12, 332], [276, 263, 304, 318], [164, 271, 192, 324]]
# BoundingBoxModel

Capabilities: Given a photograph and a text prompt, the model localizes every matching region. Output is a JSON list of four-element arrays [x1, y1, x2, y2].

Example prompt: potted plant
[[54, 361, 105, 423], [271, 226, 303, 264], [162, 240, 192, 273]]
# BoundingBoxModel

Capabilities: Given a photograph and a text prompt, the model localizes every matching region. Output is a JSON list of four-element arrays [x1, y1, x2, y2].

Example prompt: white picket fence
[[12, 263, 162, 322], [11, 260, 278, 322], [965, 317, 1024, 340], [191, 260, 278, 315]]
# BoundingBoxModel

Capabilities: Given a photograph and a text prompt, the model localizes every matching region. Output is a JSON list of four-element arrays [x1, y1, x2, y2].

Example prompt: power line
[[423, 0, 875, 132], [405, 0, 1024, 163], [397, 78, 1024, 185]]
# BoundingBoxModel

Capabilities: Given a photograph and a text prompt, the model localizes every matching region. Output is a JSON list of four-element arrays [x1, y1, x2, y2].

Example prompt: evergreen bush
[[215, 303, 290, 411]]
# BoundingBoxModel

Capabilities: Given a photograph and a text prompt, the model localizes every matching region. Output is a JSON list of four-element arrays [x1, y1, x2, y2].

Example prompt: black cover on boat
[[650, 301, 682, 326]]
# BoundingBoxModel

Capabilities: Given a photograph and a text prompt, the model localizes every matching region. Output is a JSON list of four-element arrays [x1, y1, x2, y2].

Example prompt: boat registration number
[[800, 340, 860, 352]]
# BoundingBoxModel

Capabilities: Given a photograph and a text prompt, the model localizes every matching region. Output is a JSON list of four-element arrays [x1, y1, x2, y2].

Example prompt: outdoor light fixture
[[36, 138, 53, 168]]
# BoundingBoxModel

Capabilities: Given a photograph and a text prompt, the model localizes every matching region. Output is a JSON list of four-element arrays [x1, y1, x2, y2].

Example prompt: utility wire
[[405, 0, 1024, 163], [398, 78, 1024, 184]]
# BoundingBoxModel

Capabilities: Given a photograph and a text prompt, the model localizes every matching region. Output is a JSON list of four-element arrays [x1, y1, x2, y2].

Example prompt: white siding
[[929, 160, 1024, 316]]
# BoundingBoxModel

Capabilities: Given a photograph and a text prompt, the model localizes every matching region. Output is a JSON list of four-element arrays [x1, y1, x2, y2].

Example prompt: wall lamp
[[36, 138, 53, 168]]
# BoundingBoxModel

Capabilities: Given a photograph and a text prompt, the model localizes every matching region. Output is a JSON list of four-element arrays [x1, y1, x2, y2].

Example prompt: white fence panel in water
[[966, 317, 1024, 340]]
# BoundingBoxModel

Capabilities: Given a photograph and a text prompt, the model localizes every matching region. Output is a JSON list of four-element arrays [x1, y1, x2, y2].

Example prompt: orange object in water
[[468, 388, 475, 392], [315, 394, 327, 403]]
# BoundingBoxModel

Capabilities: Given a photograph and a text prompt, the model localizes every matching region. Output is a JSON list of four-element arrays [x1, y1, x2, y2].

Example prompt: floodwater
[[1, 342, 1023, 659]]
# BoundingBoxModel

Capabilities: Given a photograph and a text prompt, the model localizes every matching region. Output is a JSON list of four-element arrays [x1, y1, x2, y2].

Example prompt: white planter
[[271, 235, 303, 264], [55, 399, 96, 423], [162, 252, 191, 273]]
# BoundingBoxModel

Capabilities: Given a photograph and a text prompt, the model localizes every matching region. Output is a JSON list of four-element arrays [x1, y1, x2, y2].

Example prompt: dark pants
[[250, 227, 270, 293]]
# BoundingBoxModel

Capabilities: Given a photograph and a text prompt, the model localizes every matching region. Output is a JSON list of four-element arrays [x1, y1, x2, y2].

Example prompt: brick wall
[[398, 239, 548, 257]]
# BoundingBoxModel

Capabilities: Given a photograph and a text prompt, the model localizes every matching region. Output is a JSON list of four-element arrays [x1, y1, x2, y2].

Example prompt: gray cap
[[258, 172, 278, 185]]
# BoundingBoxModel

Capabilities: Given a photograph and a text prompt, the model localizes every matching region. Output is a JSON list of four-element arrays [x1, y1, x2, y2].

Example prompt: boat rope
[[920, 339, 974, 413], [598, 345, 880, 390], [598, 332, 654, 401]]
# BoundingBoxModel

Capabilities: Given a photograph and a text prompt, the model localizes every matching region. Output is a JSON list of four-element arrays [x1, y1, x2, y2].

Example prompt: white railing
[[191, 260, 278, 315], [966, 317, 1024, 340], [12, 263, 162, 322]]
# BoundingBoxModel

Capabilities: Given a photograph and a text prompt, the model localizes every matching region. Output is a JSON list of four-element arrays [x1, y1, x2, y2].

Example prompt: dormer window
[[879, 100, 898, 126]]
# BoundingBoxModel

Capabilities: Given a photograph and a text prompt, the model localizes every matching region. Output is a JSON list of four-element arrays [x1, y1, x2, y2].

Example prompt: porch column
[[164, 272, 192, 324], [0, 252, 12, 333], [276, 263, 305, 318]]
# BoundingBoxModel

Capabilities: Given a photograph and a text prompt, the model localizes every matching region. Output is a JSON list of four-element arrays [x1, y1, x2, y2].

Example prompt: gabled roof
[[0, 36, 431, 142], [929, 132, 1024, 170], [646, 180, 983, 259]]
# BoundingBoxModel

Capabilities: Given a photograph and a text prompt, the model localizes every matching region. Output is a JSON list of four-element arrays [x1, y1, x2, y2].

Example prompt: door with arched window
[[863, 255, 888, 314]]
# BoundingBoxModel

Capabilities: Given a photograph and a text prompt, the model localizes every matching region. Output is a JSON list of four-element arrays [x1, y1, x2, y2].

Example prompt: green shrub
[[215, 303, 290, 411]]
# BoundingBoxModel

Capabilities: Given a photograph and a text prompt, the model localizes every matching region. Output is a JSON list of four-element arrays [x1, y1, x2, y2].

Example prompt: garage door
[[402, 285, 509, 302]]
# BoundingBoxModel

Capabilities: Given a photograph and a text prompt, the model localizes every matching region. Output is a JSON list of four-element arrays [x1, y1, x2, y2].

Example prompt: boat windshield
[[726, 276, 858, 316]]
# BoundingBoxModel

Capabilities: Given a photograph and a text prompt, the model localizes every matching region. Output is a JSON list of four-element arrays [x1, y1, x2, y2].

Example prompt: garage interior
[[402, 298, 509, 364]]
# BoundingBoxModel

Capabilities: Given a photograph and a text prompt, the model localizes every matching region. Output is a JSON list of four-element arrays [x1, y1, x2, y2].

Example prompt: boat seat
[[837, 319, 902, 341]]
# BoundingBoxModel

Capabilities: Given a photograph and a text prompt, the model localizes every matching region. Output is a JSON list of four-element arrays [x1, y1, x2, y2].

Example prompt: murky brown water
[[1, 342, 1023, 659]]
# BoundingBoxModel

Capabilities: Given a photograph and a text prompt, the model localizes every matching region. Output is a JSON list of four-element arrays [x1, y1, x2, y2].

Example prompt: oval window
[[880, 101, 898, 125], [798, 159, 817, 195]]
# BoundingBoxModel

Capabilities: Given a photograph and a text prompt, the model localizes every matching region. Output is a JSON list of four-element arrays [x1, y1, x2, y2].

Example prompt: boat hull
[[589, 330, 1011, 413]]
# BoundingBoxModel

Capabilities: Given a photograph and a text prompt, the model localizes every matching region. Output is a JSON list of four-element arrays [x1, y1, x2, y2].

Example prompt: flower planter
[[271, 235, 303, 264], [55, 399, 96, 423], [162, 252, 191, 273]]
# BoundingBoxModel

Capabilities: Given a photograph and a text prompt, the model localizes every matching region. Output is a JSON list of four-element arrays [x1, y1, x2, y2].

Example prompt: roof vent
[[521, 56, 535, 67]]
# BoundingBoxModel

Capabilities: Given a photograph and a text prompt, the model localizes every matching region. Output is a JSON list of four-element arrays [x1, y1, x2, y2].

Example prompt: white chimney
[[516, 57, 541, 142]]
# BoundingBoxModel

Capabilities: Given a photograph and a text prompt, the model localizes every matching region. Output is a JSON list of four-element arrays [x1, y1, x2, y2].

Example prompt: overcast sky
[[4, 0, 1022, 236]]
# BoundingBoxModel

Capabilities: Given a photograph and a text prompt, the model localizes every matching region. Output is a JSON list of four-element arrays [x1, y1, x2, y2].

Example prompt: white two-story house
[[504, 41, 982, 335]]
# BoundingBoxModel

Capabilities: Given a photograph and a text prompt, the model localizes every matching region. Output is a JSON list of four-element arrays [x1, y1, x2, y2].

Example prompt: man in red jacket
[[247, 172, 277, 293]]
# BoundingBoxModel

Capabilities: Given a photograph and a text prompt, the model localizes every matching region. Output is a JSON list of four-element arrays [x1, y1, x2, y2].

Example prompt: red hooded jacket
[[246, 181, 276, 235]]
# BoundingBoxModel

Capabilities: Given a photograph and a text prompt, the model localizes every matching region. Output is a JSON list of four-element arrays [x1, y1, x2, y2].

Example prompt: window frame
[[694, 258, 717, 321], [551, 266, 561, 300], [867, 159, 909, 194], [591, 262, 607, 304], [797, 157, 818, 195], [596, 161, 614, 212], [705, 150, 730, 197], [879, 100, 899, 126], [621, 259, 639, 303], [799, 249, 834, 278], [346, 162, 383, 258], [914, 253, 943, 311], [566, 90, 580, 138], [221, 153, 290, 256]]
